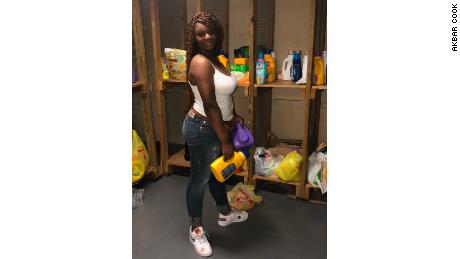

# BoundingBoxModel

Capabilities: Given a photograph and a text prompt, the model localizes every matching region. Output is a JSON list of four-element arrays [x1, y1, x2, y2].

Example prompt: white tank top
[[189, 58, 237, 121]]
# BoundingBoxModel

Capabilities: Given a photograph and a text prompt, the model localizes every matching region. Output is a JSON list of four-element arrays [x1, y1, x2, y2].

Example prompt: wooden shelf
[[312, 84, 327, 90], [252, 174, 302, 186], [132, 81, 144, 89], [166, 149, 190, 168], [163, 79, 187, 84], [166, 148, 248, 177], [147, 165, 157, 174], [255, 79, 306, 89], [237, 82, 249, 87]]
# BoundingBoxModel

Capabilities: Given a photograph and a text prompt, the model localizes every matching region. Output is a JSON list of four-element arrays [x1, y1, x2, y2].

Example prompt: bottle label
[[221, 163, 237, 179]]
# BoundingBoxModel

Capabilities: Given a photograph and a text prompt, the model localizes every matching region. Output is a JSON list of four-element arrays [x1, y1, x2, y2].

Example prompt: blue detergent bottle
[[256, 52, 267, 84], [291, 51, 302, 82]]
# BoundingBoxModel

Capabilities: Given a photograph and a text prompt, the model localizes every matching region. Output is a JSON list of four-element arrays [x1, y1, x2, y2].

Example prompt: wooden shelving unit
[[148, 0, 326, 197], [244, 0, 318, 199], [132, 0, 159, 177]]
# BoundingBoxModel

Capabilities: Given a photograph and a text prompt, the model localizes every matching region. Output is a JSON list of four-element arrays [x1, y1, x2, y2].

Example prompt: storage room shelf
[[163, 79, 187, 84], [305, 183, 321, 189], [255, 80, 306, 89], [166, 149, 248, 177], [252, 174, 302, 186], [166, 149, 190, 168], [312, 84, 327, 90], [147, 165, 157, 174], [132, 81, 144, 89]]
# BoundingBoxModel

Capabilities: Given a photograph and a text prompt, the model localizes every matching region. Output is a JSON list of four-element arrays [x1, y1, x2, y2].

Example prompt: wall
[[133, 0, 326, 146]]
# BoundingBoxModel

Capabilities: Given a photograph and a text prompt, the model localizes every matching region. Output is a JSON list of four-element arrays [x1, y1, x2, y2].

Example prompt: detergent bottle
[[295, 53, 308, 84], [256, 52, 266, 84], [291, 51, 302, 82], [313, 51, 325, 85], [218, 52, 229, 70], [281, 51, 294, 80], [264, 51, 275, 83], [211, 149, 250, 182], [231, 122, 254, 150]]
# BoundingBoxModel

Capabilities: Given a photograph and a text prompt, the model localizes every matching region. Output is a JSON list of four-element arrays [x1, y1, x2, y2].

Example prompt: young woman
[[182, 12, 248, 257]]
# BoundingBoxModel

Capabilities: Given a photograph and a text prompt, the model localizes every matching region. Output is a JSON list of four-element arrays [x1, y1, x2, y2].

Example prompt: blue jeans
[[182, 114, 231, 226]]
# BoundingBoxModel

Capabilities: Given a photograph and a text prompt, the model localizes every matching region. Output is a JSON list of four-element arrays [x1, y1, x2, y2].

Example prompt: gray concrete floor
[[132, 174, 327, 259]]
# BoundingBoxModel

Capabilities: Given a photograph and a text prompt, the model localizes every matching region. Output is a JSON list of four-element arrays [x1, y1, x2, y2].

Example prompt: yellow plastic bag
[[275, 150, 303, 182], [227, 183, 262, 211], [132, 130, 149, 184]]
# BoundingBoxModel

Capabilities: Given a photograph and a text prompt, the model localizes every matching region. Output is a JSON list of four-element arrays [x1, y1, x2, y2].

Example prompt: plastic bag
[[227, 183, 262, 211], [164, 48, 187, 80], [161, 57, 169, 80], [132, 130, 149, 184], [132, 188, 144, 209], [307, 147, 327, 193], [275, 150, 302, 182], [254, 147, 284, 177]]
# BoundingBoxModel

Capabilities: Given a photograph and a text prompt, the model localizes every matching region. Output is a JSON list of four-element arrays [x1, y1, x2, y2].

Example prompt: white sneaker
[[189, 226, 212, 257], [218, 208, 248, 227]]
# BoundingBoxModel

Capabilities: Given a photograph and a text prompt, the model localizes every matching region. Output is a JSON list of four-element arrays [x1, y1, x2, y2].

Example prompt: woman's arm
[[189, 55, 234, 161]]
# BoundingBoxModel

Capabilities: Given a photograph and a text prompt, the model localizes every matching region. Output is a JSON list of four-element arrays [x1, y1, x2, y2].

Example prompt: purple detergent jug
[[231, 122, 254, 151]]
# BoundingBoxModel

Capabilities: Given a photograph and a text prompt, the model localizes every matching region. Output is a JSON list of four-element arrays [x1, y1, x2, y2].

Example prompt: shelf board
[[312, 84, 327, 90], [146, 165, 157, 174], [252, 174, 302, 186], [132, 81, 144, 89], [255, 80, 306, 89], [237, 82, 249, 87], [163, 79, 187, 84], [166, 149, 190, 168], [166, 149, 248, 177], [305, 183, 321, 189]]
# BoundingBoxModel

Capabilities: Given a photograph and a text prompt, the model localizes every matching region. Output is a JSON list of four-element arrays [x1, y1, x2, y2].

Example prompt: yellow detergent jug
[[210, 149, 250, 182], [313, 52, 325, 85]]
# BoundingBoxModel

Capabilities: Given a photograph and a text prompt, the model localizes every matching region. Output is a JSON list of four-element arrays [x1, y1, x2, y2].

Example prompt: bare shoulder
[[190, 54, 213, 82], [190, 54, 212, 70]]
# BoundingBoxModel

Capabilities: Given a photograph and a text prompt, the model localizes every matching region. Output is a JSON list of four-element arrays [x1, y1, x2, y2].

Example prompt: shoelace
[[193, 230, 211, 244]]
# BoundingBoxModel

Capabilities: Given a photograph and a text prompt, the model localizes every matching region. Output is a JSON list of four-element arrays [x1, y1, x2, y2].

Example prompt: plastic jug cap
[[240, 149, 250, 158]]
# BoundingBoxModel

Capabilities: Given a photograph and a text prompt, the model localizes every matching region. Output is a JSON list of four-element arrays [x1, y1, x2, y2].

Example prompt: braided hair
[[186, 11, 224, 76]]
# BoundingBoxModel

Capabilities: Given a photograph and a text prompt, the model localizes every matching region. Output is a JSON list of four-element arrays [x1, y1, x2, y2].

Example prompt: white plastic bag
[[254, 147, 284, 176], [132, 188, 144, 209], [307, 151, 327, 193]]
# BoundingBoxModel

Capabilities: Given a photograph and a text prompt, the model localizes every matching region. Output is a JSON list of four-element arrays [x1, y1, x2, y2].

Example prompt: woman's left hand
[[224, 114, 244, 133], [232, 114, 244, 125]]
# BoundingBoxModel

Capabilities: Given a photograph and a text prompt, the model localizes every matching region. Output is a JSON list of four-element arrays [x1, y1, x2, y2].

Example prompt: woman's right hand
[[222, 141, 234, 161]]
